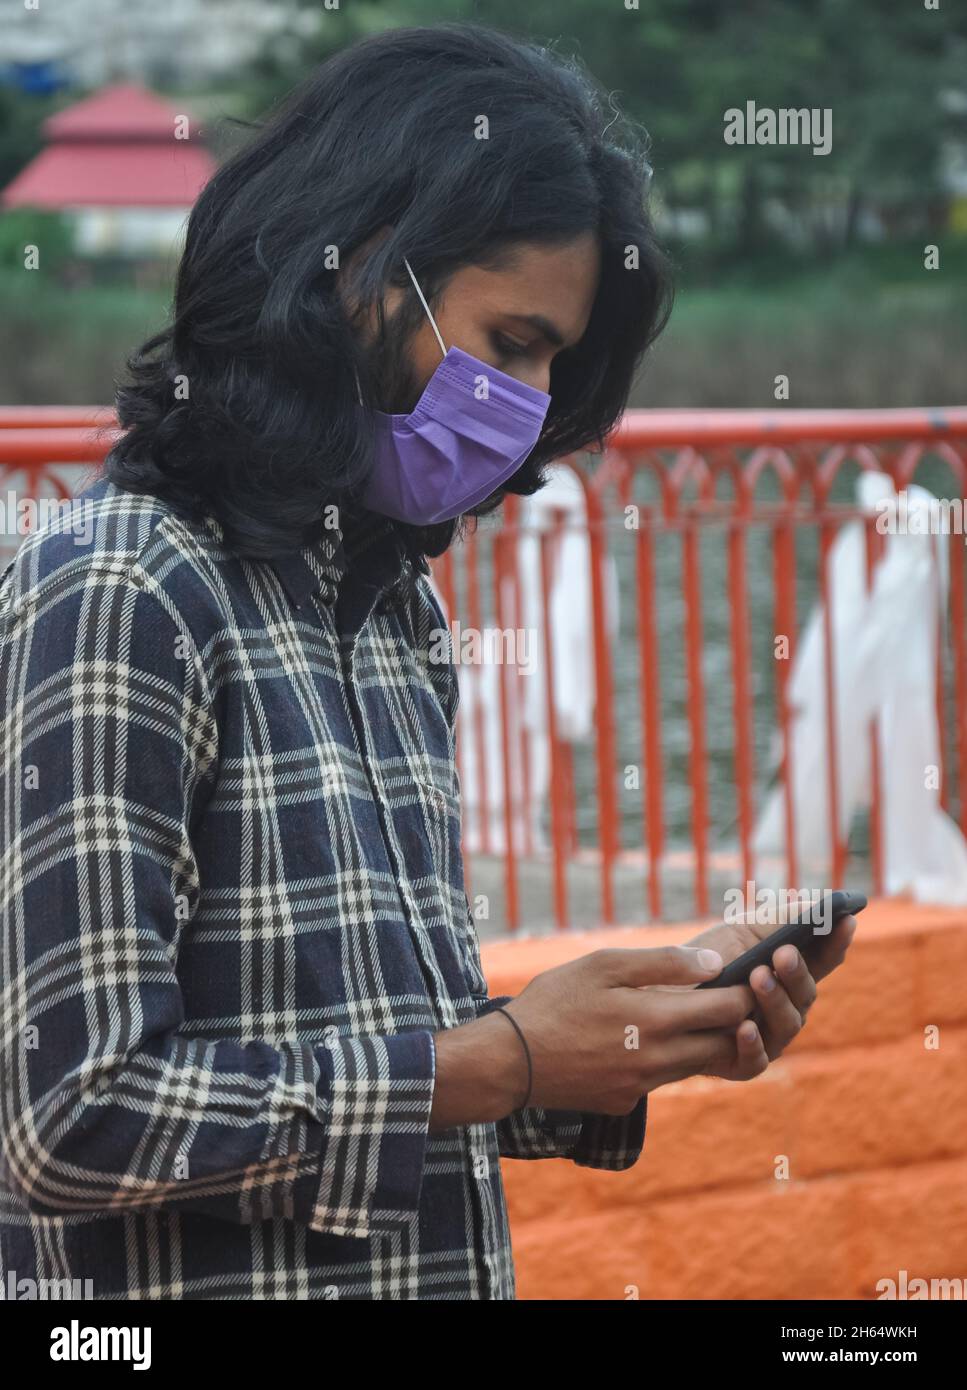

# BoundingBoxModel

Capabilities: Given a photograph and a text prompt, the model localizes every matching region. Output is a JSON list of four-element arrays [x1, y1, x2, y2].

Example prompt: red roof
[[3, 143, 215, 208], [44, 83, 197, 140], [1, 83, 215, 209]]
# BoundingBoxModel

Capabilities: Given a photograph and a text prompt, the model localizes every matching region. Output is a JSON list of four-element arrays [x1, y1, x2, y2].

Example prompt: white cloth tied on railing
[[754, 471, 967, 905], [430, 465, 618, 856]]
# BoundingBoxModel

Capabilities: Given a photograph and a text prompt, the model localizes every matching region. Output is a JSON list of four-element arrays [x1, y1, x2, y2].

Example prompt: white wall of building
[[4, 0, 317, 88]]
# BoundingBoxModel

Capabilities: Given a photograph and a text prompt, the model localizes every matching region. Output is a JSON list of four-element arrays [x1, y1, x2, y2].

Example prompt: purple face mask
[[356, 258, 551, 526]]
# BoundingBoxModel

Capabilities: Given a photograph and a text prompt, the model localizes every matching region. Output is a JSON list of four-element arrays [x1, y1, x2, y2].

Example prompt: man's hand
[[681, 911, 859, 1062], [451, 946, 774, 1124]]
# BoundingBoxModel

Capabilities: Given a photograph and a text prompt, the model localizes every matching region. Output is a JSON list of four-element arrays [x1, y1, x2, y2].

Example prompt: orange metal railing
[[430, 407, 967, 927], [3, 405, 967, 928]]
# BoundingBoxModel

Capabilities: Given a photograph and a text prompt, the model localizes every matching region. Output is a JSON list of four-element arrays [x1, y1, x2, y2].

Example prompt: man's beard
[[358, 305, 426, 415]]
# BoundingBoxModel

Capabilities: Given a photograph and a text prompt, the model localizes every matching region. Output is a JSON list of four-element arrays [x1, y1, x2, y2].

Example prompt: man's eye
[[492, 333, 528, 359]]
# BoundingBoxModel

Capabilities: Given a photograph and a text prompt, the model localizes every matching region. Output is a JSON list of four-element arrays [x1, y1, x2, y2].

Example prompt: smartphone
[[694, 889, 867, 990]]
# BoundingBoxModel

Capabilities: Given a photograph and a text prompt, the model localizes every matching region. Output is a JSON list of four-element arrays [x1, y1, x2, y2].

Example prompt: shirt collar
[[270, 518, 407, 611], [270, 540, 345, 610]]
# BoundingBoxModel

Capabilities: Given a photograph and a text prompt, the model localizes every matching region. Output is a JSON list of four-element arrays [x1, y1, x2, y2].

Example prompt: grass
[[638, 241, 967, 408]]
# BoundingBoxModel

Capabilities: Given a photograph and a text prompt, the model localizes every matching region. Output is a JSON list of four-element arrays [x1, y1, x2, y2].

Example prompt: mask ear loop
[[353, 256, 447, 406], [403, 257, 448, 360]]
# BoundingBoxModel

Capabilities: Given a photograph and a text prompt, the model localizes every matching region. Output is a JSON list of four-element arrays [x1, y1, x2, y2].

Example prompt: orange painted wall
[[480, 900, 967, 1300]]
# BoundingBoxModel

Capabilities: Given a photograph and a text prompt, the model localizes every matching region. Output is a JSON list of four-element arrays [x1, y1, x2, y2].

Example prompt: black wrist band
[[494, 1005, 533, 1110]]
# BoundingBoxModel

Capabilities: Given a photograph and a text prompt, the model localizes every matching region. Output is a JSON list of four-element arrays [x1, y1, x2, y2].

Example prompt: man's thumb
[[596, 945, 724, 987]]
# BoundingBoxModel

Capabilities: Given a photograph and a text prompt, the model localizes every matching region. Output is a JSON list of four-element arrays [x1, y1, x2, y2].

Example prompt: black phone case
[[694, 890, 867, 990]]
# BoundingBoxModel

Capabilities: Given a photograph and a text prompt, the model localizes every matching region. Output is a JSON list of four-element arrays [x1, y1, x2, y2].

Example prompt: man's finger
[[619, 980, 756, 1034], [771, 946, 818, 1016], [749, 964, 805, 1058], [802, 914, 856, 982]]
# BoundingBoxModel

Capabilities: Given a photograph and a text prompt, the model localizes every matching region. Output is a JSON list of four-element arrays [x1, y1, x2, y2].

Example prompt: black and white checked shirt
[[0, 473, 646, 1300]]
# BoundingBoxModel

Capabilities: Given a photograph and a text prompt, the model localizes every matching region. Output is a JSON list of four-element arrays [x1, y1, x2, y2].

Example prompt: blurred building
[[2, 0, 311, 91], [1, 83, 215, 259]]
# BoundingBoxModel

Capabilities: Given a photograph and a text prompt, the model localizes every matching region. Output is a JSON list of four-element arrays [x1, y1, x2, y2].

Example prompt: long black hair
[[105, 22, 673, 594]]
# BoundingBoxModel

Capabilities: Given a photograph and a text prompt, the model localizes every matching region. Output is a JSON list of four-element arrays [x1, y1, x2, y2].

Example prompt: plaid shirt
[[0, 473, 646, 1301]]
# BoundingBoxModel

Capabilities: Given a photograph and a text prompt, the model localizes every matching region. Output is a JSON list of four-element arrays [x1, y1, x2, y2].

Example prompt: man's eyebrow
[[505, 313, 567, 348]]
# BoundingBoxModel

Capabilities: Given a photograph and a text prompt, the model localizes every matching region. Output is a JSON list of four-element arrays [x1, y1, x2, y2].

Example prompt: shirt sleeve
[[0, 557, 435, 1239], [474, 994, 648, 1171]]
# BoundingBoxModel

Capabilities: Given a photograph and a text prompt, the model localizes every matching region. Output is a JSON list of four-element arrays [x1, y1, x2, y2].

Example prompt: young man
[[0, 24, 855, 1300]]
